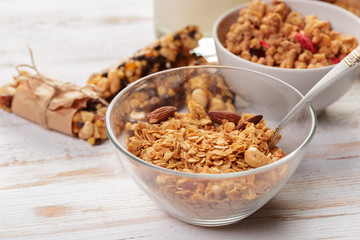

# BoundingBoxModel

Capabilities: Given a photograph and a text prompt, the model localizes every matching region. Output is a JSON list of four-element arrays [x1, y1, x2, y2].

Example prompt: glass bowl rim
[[105, 65, 317, 179]]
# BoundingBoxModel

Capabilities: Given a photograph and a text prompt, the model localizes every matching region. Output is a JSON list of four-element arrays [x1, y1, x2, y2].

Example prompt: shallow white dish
[[213, 0, 360, 113]]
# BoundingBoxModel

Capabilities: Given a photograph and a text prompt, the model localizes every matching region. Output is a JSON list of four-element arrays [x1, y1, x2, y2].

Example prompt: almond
[[147, 106, 177, 124], [208, 111, 241, 125], [236, 114, 263, 130]]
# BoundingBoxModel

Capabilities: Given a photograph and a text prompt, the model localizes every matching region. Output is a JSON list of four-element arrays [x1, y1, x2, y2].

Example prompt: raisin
[[0, 94, 13, 108], [250, 48, 265, 58], [77, 121, 85, 128], [188, 30, 196, 38], [101, 71, 108, 78]]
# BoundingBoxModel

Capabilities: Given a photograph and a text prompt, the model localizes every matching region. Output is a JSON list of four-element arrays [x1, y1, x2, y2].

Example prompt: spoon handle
[[274, 46, 360, 135]]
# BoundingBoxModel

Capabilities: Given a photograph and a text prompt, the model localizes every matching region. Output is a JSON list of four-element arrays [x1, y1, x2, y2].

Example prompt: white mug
[[153, 0, 249, 37]]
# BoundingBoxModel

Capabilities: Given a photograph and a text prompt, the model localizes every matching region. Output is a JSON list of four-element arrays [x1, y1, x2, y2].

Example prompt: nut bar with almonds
[[87, 25, 203, 101], [0, 69, 108, 145]]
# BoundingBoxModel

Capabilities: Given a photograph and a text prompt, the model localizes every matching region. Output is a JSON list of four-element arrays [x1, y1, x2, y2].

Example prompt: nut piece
[[208, 111, 242, 125], [80, 111, 95, 122], [78, 121, 94, 140], [191, 88, 208, 108], [244, 147, 272, 168], [236, 115, 263, 130], [147, 106, 177, 124]]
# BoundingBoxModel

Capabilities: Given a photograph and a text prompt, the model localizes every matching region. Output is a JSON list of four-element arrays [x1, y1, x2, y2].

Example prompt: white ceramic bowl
[[213, 0, 360, 113], [106, 66, 316, 226]]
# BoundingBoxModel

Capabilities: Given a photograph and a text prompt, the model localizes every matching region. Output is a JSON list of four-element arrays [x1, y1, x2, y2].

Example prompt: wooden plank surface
[[1, 0, 360, 239]]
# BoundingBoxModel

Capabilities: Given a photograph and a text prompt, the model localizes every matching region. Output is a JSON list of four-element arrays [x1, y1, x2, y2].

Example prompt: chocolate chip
[[94, 138, 103, 145], [142, 64, 153, 75], [120, 78, 128, 88], [154, 44, 161, 50], [133, 55, 146, 61], [250, 48, 265, 58], [188, 30, 196, 38], [173, 33, 181, 40], [222, 95, 232, 102], [85, 100, 100, 112], [117, 62, 125, 69], [101, 71, 108, 78]]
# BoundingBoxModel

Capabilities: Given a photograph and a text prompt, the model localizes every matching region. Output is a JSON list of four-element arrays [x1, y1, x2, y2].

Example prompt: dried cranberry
[[259, 40, 269, 49], [296, 33, 317, 53], [331, 57, 340, 64]]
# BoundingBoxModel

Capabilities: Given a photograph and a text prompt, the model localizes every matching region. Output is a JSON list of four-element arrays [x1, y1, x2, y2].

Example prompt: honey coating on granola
[[126, 100, 286, 174], [225, 0, 358, 68]]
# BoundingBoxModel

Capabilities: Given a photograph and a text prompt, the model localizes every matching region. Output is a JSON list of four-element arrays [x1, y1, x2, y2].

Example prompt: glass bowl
[[105, 66, 316, 226]]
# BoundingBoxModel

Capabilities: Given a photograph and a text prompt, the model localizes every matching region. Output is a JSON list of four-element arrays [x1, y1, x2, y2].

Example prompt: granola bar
[[71, 99, 108, 145], [87, 25, 203, 101], [0, 70, 108, 145]]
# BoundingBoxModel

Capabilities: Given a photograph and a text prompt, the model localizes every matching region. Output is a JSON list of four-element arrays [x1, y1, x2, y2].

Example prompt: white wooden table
[[1, 1, 360, 239]]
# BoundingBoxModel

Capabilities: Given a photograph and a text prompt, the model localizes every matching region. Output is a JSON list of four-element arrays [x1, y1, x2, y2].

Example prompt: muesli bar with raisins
[[87, 25, 203, 101]]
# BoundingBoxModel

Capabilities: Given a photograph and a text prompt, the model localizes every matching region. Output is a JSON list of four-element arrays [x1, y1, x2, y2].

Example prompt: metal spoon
[[270, 46, 360, 145]]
